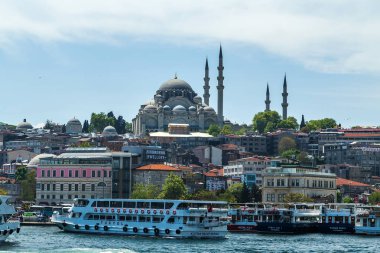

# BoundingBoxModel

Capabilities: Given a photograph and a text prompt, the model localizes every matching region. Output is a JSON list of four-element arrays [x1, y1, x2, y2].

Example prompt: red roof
[[336, 177, 370, 187], [136, 164, 180, 171], [342, 133, 380, 138], [218, 144, 239, 150], [204, 168, 224, 177]]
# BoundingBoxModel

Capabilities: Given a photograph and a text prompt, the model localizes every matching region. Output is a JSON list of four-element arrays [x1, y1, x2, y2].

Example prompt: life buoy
[[123, 209, 127, 213], [165, 229, 170, 235], [141, 210, 145, 214], [166, 210, 170, 215], [75, 224, 80, 230], [94, 225, 99, 230], [154, 228, 159, 236], [133, 227, 138, 233], [147, 210, 151, 214], [111, 208, 115, 213], [175, 229, 181, 235], [160, 210, 164, 214], [173, 210, 176, 215], [153, 210, 157, 215], [2, 230, 7, 235], [9, 229, 13, 235], [105, 208, 109, 213], [100, 208, 103, 213], [16, 228, 20, 233], [117, 209, 121, 213], [104, 226, 109, 231], [135, 209, 138, 214], [143, 227, 149, 233], [94, 208, 97, 212], [129, 209, 132, 214], [85, 225, 90, 230], [123, 226, 128, 232]]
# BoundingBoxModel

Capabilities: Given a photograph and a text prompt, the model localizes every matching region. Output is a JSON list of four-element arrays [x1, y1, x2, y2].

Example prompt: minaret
[[300, 114, 306, 129], [203, 58, 210, 106], [265, 83, 271, 112], [282, 74, 288, 120], [217, 45, 224, 126]]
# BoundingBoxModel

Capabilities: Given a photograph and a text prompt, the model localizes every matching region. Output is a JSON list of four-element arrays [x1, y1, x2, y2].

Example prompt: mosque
[[132, 46, 226, 136]]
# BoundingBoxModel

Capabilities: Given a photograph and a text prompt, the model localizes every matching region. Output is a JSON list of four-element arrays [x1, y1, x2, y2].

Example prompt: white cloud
[[0, 0, 379, 73]]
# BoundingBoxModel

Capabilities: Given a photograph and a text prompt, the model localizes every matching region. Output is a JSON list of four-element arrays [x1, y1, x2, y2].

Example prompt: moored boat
[[0, 196, 21, 242], [318, 204, 355, 234], [51, 198, 229, 238], [355, 206, 380, 235]]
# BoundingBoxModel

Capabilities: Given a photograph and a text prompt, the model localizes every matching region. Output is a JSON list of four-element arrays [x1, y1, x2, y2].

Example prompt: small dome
[[173, 105, 187, 115], [189, 106, 196, 111], [204, 106, 215, 112], [163, 105, 171, 111], [193, 96, 202, 104], [66, 117, 82, 134], [67, 118, 81, 124], [143, 105, 157, 112], [28, 154, 56, 167], [16, 119, 33, 130], [102, 125, 118, 136], [159, 78, 194, 91]]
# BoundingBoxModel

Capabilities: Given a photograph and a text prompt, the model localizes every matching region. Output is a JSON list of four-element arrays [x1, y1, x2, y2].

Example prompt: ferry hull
[[0, 221, 21, 242], [355, 227, 380, 236], [228, 222, 318, 234], [54, 220, 227, 239], [318, 223, 354, 234]]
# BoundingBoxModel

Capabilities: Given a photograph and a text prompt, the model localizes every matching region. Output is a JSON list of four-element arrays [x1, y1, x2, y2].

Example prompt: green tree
[[61, 124, 66, 133], [235, 127, 247, 135], [226, 183, 243, 202], [277, 117, 299, 130], [283, 193, 313, 203], [131, 184, 161, 199], [125, 122, 133, 133], [281, 149, 299, 162], [240, 182, 250, 203], [343, 196, 353, 203], [252, 111, 281, 133], [207, 124, 221, 137], [158, 173, 188, 199], [43, 120, 53, 130], [82, 120, 89, 133], [304, 118, 337, 132], [220, 125, 233, 135], [297, 151, 311, 164], [250, 183, 262, 202], [89, 112, 116, 133], [190, 190, 218, 201], [368, 192, 380, 205], [20, 170, 36, 201], [15, 166, 28, 182], [217, 191, 237, 203], [116, 116, 127, 134], [278, 136, 297, 155]]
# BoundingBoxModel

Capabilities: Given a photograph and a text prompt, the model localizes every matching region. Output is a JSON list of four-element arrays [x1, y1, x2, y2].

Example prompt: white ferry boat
[[355, 205, 380, 235], [51, 198, 229, 238], [0, 196, 21, 242]]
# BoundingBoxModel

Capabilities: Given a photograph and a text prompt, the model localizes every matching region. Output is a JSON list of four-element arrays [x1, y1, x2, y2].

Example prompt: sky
[[0, 0, 379, 128]]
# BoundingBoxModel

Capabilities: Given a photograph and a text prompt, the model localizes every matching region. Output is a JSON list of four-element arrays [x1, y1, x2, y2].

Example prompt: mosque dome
[[203, 106, 216, 114], [193, 96, 202, 104], [16, 119, 33, 131], [102, 125, 118, 136], [173, 105, 187, 115], [159, 77, 194, 91], [66, 117, 82, 134], [188, 106, 196, 111], [163, 105, 171, 111], [143, 105, 157, 113]]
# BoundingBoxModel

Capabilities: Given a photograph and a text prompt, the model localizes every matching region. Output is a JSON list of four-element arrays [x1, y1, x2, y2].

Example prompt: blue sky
[[0, 1, 379, 128]]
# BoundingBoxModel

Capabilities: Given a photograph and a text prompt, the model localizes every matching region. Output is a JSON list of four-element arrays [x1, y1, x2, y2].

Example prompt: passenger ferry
[[0, 196, 21, 242], [228, 203, 321, 234], [355, 206, 380, 235], [51, 198, 229, 238], [318, 204, 356, 234]]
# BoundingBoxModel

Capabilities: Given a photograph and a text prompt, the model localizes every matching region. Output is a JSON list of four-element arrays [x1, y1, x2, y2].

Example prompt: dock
[[21, 222, 56, 226]]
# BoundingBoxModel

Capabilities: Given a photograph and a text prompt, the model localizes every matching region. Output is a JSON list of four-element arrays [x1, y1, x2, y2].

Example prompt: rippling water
[[0, 226, 379, 253]]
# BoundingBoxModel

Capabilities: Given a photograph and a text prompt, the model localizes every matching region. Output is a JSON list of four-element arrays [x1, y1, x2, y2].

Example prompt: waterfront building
[[192, 145, 222, 166], [133, 164, 183, 187], [336, 177, 371, 198], [221, 134, 267, 155], [204, 168, 226, 191], [262, 166, 337, 203]]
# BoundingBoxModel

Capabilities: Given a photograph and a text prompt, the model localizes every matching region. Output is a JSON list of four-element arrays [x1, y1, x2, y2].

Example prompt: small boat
[[318, 204, 355, 234], [0, 196, 21, 242], [355, 206, 380, 235], [51, 198, 229, 238]]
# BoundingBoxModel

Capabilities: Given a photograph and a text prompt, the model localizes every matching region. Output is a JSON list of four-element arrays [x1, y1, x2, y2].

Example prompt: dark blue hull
[[228, 222, 318, 234], [318, 223, 355, 234]]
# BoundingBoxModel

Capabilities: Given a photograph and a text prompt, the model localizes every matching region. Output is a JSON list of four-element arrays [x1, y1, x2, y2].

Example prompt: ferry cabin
[[355, 206, 380, 235], [52, 198, 229, 238], [319, 204, 355, 234]]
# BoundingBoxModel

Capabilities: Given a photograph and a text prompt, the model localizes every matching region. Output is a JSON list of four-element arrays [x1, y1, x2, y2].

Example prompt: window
[[69, 170, 72, 177], [266, 193, 275, 202], [47, 184, 50, 191], [60, 184, 64, 191], [82, 184, 86, 191], [69, 184, 72, 191], [278, 194, 286, 202], [75, 184, 78, 191], [109, 171, 111, 177], [41, 195, 45, 199], [52, 195, 56, 199], [82, 170, 86, 177], [103, 170, 107, 177], [267, 179, 274, 187], [41, 170, 45, 177], [47, 170, 51, 177], [98, 171, 101, 177], [68, 194, 72, 199], [91, 184, 95, 191], [75, 195, 78, 199], [61, 170, 64, 177], [41, 184, 45, 191], [53, 184, 56, 191], [92, 171, 95, 177], [75, 170, 79, 177], [60, 195, 63, 199], [53, 170, 56, 177]]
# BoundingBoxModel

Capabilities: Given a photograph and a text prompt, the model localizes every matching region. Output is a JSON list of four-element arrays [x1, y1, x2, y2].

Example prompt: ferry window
[[183, 217, 188, 224], [88, 214, 94, 220], [110, 201, 122, 208], [153, 217, 163, 223], [167, 217, 175, 224], [363, 218, 367, 227], [119, 216, 125, 221], [93, 215, 99, 220], [137, 202, 149, 208], [99, 215, 105, 220], [91, 202, 96, 207], [370, 218, 376, 227], [106, 216, 115, 220], [139, 216, 146, 222], [151, 202, 164, 209], [189, 217, 195, 222], [177, 203, 189, 210], [123, 202, 136, 208], [97, 201, 110, 207], [125, 216, 132, 221], [146, 217, 151, 222], [132, 216, 137, 222], [165, 203, 174, 209]]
